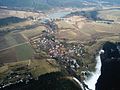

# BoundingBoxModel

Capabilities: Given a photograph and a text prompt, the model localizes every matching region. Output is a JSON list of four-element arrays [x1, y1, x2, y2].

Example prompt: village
[[0, 18, 91, 89], [29, 19, 88, 77]]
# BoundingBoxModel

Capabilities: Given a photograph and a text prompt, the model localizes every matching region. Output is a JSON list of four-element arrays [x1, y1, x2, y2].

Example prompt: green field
[[4, 32, 26, 47], [15, 43, 34, 60], [5, 33, 18, 46]]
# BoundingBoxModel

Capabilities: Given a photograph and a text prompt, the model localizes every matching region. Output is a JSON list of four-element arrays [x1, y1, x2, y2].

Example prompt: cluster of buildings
[[0, 65, 33, 89], [30, 28, 86, 73]]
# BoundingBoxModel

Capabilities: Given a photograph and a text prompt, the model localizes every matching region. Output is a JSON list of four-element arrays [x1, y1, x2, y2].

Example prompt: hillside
[[1, 0, 120, 11], [103, 0, 120, 5], [0, 0, 97, 10], [0, 0, 120, 89]]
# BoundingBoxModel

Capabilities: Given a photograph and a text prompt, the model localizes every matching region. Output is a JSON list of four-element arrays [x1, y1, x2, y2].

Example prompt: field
[[0, 32, 34, 63], [15, 43, 34, 60], [5, 33, 25, 46], [0, 9, 46, 19], [0, 43, 34, 63], [98, 9, 120, 22], [55, 15, 120, 41], [0, 20, 33, 31], [55, 21, 75, 29], [0, 36, 9, 50], [0, 9, 120, 62], [21, 25, 47, 38], [0, 59, 60, 82], [80, 22, 120, 34], [0, 12, 46, 62], [0, 8, 120, 84], [29, 59, 60, 77], [0, 12, 47, 64], [0, 48, 17, 64], [55, 16, 90, 40], [0, 32, 26, 50]]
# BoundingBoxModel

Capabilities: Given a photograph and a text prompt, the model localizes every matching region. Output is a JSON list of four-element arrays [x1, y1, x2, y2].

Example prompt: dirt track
[[0, 42, 29, 52]]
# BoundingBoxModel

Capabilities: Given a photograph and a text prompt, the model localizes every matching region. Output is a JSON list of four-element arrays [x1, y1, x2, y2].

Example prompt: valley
[[0, 4, 120, 90]]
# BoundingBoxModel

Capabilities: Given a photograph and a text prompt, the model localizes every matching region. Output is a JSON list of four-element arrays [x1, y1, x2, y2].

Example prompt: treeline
[[0, 17, 26, 27], [65, 11, 100, 21]]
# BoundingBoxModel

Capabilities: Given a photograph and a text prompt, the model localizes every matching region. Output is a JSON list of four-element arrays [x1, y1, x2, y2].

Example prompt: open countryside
[[0, 0, 120, 90]]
